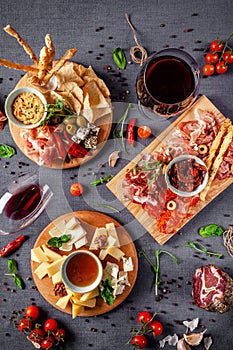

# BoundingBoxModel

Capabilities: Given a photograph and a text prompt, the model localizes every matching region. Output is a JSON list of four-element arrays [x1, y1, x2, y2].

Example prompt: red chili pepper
[[127, 118, 136, 146], [0, 235, 25, 257], [53, 132, 67, 160]]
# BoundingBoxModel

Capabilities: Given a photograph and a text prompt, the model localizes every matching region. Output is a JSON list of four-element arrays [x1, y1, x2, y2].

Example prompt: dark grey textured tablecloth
[[0, 1, 233, 349]]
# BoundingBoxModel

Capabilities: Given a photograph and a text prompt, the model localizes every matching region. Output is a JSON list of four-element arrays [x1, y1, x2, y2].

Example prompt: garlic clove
[[177, 338, 191, 350], [183, 330, 207, 346], [108, 151, 120, 167]]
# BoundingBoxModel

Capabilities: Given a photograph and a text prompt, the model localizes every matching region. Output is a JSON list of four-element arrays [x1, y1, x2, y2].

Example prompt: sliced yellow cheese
[[99, 248, 109, 260], [42, 244, 62, 262], [31, 246, 50, 263], [74, 298, 96, 308], [107, 247, 125, 261], [79, 288, 99, 301], [56, 293, 71, 309], [34, 262, 50, 279], [51, 270, 62, 285], [72, 303, 84, 319], [106, 222, 120, 247], [47, 257, 66, 277]]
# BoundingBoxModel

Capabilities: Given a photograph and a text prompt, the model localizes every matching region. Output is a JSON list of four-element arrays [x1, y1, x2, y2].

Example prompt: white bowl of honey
[[61, 250, 103, 294]]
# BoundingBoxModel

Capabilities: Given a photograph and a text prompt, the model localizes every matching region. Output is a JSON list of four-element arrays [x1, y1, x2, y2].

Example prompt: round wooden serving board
[[31, 211, 138, 316], [9, 63, 112, 169]]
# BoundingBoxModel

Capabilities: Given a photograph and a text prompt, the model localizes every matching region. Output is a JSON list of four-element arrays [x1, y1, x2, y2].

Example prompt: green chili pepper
[[112, 47, 127, 69]]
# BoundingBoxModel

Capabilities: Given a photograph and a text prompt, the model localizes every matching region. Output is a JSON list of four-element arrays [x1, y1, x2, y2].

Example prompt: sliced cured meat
[[192, 264, 233, 313]]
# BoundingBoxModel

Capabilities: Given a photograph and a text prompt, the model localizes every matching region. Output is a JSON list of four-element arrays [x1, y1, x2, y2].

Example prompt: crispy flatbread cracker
[[73, 64, 89, 77], [0, 58, 39, 73], [56, 62, 84, 88], [83, 76, 110, 98], [83, 80, 109, 108], [58, 81, 83, 104], [4, 25, 39, 64], [200, 125, 233, 201], [205, 118, 232, 170]]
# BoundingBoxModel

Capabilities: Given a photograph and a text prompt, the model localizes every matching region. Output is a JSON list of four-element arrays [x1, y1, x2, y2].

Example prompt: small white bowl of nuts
[[5, 87, 47, 129]]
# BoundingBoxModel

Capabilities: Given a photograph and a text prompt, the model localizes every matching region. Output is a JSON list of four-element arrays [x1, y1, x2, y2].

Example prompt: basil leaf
[[0, 144, 16, 158], [199, 224, 224, 238], [112, 47, 127, 69], [47, 237, 60, 247], [100, 279, 115, 305], [8, 259, 17, 273], [60, 234, 71, 243], [14, 274, 24, 289]]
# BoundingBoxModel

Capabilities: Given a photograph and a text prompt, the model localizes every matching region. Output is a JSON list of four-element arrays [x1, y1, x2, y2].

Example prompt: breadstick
[[4, 25, 39, 65], [0, 58, 39, 73], [45, 34, 55, 67], [37, 46, 51, 80], [200, 125, 233, 201], [205, 118, 232, 170], [42, 48, 77, 85]]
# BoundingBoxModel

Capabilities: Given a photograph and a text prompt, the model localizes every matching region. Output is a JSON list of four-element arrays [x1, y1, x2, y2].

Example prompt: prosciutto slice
[[192, 264, 233, 313]]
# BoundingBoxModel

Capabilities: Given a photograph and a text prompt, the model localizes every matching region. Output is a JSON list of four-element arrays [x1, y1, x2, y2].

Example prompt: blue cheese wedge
[[89, 227, 108, 250], [122, 256, 134, 272]]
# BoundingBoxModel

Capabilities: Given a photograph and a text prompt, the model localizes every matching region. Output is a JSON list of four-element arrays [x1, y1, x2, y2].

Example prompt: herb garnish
[[138, 249, 179, 297], [175, 241, 223, 259], [0, 144, 16, 158], [112, 47, 127, 69], [90, 174, 114, 186], [40, 99, 74, 126], [100, 279, 115, 305], [113, 103, 131, 153], [4, 259, 24, 289], [47, 234, 71, 248], [94, 204, 120, 213], [199, 224, 224, 238]]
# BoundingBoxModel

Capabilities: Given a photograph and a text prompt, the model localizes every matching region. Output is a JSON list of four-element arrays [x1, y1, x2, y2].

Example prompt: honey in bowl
[[66, 252, 99, 288], [62, 250, 103, 293]]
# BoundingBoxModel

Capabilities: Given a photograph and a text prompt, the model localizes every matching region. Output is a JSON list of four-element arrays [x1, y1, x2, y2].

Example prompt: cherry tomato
[[148, 320, 163, 336], [215, 61, 228, 74], [55, 328, 66, 341], [223, 50, 233, 64], [25, 305, 39, 321], [29, 328, 45, 345], [132, 334, 147, 349], [70, 182, 83, 196], [210, 39, 224, 52], [41, 336, 55, 349], [18, 318, 32, 333], [137, 126, 152, 139], [44, 318, 58, 333], [137, 311, 152, 325], [205, 52, 219, 64], [202, 64, 215, 76]]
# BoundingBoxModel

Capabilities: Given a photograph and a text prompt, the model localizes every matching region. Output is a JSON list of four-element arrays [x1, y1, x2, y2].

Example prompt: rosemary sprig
[[90, 174, 114, 186], [175, 241, 222, 259], [94, 204, 120, 213], [113, 103, 131, 153], [138, 249, 179, 297]]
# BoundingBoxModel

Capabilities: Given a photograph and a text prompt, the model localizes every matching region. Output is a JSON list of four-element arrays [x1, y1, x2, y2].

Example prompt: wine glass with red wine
[[136, 48, 200, 118]]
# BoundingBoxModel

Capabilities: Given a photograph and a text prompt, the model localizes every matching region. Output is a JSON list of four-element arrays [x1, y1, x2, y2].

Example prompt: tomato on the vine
[[216, 61, 228, 74], [137, 311, 152, 325], [223, 50, 233, 64], [29, 328, 45, 344], [41, 336, 55, 349], [205, 52, 219, 64], [44, 318, 58, 333], [148, 320, 163, 336], [18, 318, 32, 333], [210, 39, 224, 52], [70, 182, 83, 196], [202, 64, 215, 76], [55, 328, 66, 341], [132, 334, 147, 349], [25, 305, 39, 321]]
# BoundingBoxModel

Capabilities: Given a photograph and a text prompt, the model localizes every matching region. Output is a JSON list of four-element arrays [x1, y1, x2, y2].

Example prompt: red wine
[[145, 56, 195, 104], [4, 184, 42, 220]]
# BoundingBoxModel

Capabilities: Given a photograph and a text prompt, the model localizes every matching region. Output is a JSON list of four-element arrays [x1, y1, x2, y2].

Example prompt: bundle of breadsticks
[[0, 25, 77, 86]]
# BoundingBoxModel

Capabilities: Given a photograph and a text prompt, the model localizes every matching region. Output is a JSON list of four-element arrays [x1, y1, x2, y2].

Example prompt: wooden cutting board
[[107, 95, 233, 245], [31, 211, 138, 316]]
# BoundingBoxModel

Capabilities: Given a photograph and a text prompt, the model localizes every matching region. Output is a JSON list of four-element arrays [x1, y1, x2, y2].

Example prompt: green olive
[[76, 115, 87, 127], [63, 117, 76, 125], [66, 123, 77, 135]]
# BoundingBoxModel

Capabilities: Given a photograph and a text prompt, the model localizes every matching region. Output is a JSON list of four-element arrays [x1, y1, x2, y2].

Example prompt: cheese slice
[[34, 262, 50, 279], [107, 247, 125, 261], [74, 298, 96, 308], [59, 242, 73, 252], [31, 246, 50, 263], [65, 216, 80, 230], [51, 270, 62, 285], [106, 223, 120, 247], [56, 293, 71, 309], [42, 244, 62, 262], [74, 235, 88, 249], [89, 227, 108, 250], [99, 248, 109, 260], [49, 220, 66, 237], [72, 303, 84, 319], [47, 257, 66, 277], [66, 225, 87, 245], [79, 288, 99, 301]]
